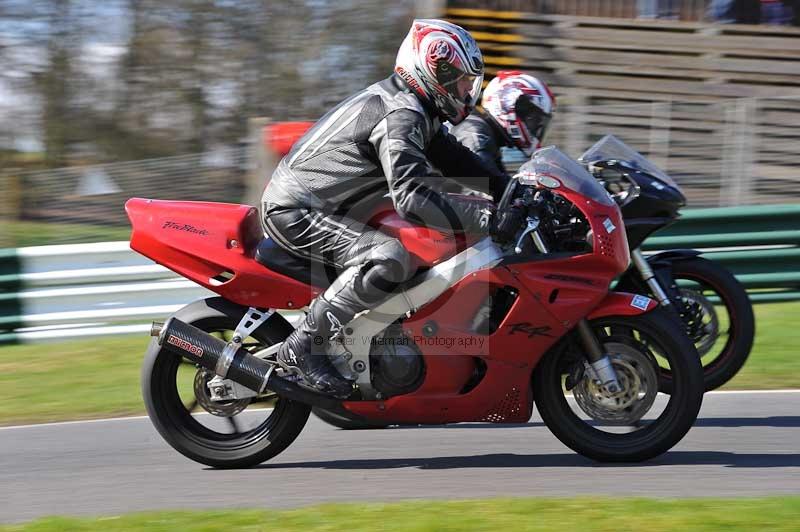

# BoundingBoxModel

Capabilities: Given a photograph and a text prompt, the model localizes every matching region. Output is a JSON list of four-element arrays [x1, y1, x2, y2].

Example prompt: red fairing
[[587, 291, 658, 321], [125, 198, 319, 309], [367, 200, 486, 267], [344, 266, 554, 424], [368, 209, 467, 267], [343, 185, 635, 424]]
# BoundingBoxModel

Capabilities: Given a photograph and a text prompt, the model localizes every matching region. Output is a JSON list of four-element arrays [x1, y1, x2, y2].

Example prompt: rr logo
[[507, 322, 552, 338]]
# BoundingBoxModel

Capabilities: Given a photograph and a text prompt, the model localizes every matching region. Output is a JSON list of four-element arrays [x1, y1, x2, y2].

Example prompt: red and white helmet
[[395, 19, 484, 125], [482, 70, 556, 156]]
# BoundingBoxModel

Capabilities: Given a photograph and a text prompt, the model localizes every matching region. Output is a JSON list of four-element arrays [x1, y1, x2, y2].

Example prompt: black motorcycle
[[580, 135, 754, 394]]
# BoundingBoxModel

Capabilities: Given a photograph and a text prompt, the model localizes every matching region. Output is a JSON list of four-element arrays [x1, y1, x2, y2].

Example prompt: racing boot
[[277, 295, 353, 398]]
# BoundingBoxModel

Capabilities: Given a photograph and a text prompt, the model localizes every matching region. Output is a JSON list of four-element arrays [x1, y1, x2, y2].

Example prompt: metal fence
[[2, 95, 799, 248], [0, 147, 250, 231], [519, 95, 800, 208]]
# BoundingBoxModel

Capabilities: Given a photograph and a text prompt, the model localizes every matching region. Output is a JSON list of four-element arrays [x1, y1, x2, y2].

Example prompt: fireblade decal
[[162, 221, 210, 236]]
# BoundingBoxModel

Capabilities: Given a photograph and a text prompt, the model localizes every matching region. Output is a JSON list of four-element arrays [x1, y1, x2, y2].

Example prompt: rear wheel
[[142, 298, 310, 468], [533, 309, 703, 462]]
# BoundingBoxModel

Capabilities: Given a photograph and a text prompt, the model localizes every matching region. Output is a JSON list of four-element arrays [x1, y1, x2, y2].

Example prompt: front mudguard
[[646, 249, 702, 267]]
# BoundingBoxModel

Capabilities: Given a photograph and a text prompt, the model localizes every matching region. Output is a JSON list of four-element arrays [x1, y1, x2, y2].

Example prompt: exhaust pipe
[[153, 318, 345, 410]]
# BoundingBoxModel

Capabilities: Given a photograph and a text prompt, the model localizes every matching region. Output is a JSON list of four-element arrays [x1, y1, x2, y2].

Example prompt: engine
[[369, 325, 425, 397]]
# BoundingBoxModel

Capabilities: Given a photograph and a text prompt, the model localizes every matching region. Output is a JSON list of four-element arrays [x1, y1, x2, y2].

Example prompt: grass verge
[[0, 220, 130, 248], [0, 335, 150, 425], [2, 498, 800, 531], [724, 301, 800, 389], [0, 302, 798, 425]]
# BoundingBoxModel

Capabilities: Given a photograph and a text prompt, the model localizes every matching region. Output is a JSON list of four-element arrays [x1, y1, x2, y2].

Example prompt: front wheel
[[142, 298, 311, 468], [533, 309, 704, 462], [665, 257, 754, 393]]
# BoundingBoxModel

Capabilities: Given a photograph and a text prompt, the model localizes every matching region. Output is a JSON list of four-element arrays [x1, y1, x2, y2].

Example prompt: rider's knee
[[372, 239, 413, 283]]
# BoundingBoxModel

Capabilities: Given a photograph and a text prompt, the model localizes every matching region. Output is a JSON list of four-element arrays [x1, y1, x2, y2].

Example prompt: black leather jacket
[[263, 75, 507, 233], [448, 108, 512, 178]]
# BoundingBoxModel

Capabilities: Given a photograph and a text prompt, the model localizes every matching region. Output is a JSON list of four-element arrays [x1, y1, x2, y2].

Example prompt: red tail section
[[125, 198, 319, 309]]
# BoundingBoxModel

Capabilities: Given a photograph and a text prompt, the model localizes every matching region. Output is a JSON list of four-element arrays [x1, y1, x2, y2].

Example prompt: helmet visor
[[516, 95, 552, 143], [437, 62, 484, 108]]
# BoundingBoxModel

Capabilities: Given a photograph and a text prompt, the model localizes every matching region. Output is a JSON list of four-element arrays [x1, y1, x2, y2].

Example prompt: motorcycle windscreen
[[516, 146, 616, 206], [579, 134, 682, 192]]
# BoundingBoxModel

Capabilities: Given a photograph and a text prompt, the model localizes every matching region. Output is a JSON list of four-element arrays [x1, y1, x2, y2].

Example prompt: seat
[[254, 237, 334, 289]]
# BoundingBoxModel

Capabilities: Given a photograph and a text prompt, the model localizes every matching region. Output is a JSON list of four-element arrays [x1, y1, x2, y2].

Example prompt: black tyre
[[142, 297, 311, 468], [664, 257, 754, 393], [533, 309, 704, 462], [312, 407, 391, 430]]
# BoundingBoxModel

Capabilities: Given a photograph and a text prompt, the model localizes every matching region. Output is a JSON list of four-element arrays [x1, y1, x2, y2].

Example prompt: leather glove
[[491, 199, 527, 245]]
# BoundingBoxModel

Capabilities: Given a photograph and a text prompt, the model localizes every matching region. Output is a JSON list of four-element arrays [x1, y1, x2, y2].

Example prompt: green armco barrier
[[643, 203, 800, 300], [643, 204, 800, 244], [0, 248, 22, 336], [0, 203, 798, 346], [0, 248, 22, 293], [646, 231, 800, 249]]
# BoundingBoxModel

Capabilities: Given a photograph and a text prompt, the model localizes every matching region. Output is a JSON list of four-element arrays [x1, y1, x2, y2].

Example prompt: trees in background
[[0, 0, 416, 166]]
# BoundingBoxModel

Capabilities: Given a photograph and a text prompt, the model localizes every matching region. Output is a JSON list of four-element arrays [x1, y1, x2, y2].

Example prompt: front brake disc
[[679, 288, 719, 356], [573, 342, 658, 426]]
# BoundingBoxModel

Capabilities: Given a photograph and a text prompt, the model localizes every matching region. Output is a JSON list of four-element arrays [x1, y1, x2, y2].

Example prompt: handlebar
[[502, 180, 590, 256]]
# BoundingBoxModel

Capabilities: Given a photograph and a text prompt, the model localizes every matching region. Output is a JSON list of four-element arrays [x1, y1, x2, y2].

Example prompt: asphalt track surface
[[2, 391, 799, 523]]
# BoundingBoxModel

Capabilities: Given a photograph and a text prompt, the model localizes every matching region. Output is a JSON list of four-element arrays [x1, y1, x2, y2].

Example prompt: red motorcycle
[[128, 146, 703, 468]]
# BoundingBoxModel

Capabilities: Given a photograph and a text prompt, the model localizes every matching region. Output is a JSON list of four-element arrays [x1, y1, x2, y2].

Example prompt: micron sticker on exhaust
[[167, 335, 204, 357]]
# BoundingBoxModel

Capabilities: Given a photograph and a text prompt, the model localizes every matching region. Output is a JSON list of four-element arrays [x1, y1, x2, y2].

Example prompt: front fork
[[631, 248, 689, 325], [575, 319, 621, 394], [631, 248, 672, 307], [574, 250, 685, 394]]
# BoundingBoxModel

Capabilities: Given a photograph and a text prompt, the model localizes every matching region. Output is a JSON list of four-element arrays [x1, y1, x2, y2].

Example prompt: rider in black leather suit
[[450, 70, 556, 179], [448, 108, 510, 177], [262, 20, 519, 397]]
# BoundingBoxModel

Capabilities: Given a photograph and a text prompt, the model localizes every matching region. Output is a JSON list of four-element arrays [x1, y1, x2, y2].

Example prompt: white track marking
[[704, 389, 800, 395], [0, 414, 151, 431]]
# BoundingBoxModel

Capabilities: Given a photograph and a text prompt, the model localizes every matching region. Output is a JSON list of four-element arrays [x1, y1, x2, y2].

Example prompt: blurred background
[[2, 0, 800, 249], [0, 0, 799, 389]]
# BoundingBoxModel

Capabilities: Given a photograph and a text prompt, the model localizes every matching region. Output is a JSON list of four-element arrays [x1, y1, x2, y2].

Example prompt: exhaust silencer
[[154, 318, 344, 409]]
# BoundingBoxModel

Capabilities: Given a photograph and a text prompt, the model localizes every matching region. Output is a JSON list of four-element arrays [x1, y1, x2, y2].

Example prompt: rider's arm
[[444, 125, 507, 178], [430, 126, 507, 178], [370, 109, 493, 234], [438, 124, 509, 201]]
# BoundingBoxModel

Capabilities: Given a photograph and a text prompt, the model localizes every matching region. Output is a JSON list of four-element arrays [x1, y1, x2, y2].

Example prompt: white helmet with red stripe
[[395, 19, 484, 125], [482, 70, 556, 156]]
